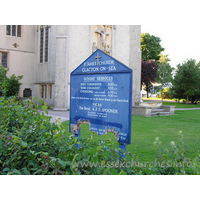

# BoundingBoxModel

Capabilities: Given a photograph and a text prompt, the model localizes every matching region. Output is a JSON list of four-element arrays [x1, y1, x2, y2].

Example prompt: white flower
[[154, 137, 160, 144], [171, 141, 175, 147]]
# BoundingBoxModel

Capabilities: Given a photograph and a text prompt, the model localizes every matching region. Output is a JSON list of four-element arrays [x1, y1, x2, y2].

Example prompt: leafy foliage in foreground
[[0, 97, 129, 175], [0, 97, 200, 175]]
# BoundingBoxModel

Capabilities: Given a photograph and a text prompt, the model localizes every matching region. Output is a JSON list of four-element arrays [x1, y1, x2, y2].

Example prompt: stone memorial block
[[70, 49, 132, 145]]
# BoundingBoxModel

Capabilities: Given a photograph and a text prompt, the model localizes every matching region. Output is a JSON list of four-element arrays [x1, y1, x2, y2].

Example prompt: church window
[[40, 26, 44, 63], [12, 25, 16, 36], [39, 25, 50, 63], [45, 26, 49, 62], [41, 85, 44, 98], [44, 85, 47, 98], [1, 53, 8, 68], [6, 25, 21, 37], [6, 25, 11, 35], [40, 84, 53, 99], [49, 85, 52, 99], [17, 25, 21, 37]]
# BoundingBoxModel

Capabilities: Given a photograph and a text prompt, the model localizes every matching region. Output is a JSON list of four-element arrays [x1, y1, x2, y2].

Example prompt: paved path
[[175, 108, 200, 111], [45, 109, 70, 123]]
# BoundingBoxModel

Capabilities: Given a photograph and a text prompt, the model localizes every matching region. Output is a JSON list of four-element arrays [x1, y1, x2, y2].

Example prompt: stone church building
[[0, 25, 141, 110]]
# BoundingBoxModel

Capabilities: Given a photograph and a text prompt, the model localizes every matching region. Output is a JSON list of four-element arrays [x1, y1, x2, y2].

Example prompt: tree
[[5, 74, 23, 97], [140, 33, 165, 98], [171, 59, 200, 104], [156, 53, 174, 101], [0, 65, 23, 97], [141, 33, 165, 62], [141, 61, 158, 98]]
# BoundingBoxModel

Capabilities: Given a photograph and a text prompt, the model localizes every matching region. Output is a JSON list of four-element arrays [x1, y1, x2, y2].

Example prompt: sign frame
[[70, 49, 132, 157]]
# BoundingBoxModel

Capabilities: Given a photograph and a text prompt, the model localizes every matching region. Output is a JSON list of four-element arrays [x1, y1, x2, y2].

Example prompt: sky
[[141, 24, 200, 69]]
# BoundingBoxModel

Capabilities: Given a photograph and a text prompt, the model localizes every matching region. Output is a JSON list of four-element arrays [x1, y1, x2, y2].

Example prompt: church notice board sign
[[70, 49, 132, 145]]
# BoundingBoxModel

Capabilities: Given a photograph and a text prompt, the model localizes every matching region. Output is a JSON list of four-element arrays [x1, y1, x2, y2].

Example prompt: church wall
[[67, 25, 92, 108], [33, 25, 57, 107], [54, 35, 68, 109], [112, 25, 141, 105], [0, 25, 36, 97], [34, 25, 56, 83], [52, 25, 141, 109], [8, 51, 35, 97], [112, 25, 130, 66], [129, 25, 142, 105], [53, 25, 92, 110], [0, 25, 141, 109], [68, 25, 92, 72], [0, 25, 35, 52], [53, 26, 68, 109]]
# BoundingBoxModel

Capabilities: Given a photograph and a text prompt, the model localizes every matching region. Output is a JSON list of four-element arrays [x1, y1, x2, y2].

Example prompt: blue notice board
[[70, 49, 132, 145]]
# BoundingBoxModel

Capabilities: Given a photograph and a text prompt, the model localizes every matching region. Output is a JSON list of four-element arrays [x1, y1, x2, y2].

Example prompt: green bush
[[158, 87, 171, 99], [0, 66, 23, 97], [0, 66, 8, 96], [0, 97, 200, 175], [5, 74, 23, 97], [0, 97, 131, 175]]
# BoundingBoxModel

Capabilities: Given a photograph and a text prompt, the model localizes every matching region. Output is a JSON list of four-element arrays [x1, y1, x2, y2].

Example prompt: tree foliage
[[0, 66, 23, 97], [5, 74, 23, 97], [156, 53, 174, 100], [159, 53, 171, 64], [140, 33, 165, 97], [0, 66, 8, 96], [141, 33, 165, 61], [171, 59, 200, 104], [141, 61, 158, 98]]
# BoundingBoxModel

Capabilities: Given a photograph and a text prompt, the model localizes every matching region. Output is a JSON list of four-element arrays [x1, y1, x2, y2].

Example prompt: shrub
[[158, 87, 171, 99], [0, 97, 200, 175], [0, 97, 131, 175], [5, 74, 23, 97], [0, 66, 23, 97], [0, 66, 8, 96]]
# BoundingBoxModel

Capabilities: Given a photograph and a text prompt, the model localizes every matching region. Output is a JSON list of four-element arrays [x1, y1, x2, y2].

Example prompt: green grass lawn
[[162, 102, 200, 108], [62, 109, 200, 162], [143, 98, 200, 109]]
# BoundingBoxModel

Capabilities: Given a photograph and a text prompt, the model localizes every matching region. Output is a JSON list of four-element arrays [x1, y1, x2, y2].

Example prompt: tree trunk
[[146, 88, 149, 98], [146, 84, 149, 98]]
